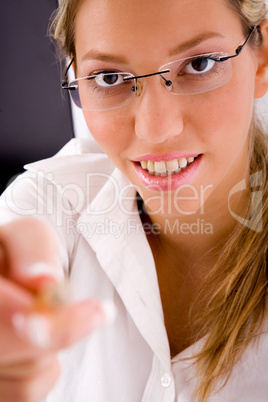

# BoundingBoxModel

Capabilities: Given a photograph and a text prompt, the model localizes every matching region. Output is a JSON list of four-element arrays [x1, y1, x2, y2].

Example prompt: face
[[74, 0, 260, 218]]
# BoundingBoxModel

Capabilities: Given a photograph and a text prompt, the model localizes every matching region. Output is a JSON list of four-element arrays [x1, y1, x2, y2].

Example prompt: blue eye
[[94, 73, 125, 87], [184, 57, 216, 75]]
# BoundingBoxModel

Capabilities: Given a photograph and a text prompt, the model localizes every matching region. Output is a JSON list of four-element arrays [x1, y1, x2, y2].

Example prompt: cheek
[[83, 110, 133, 157], [222, 63, 256, 136], [196, 73, 255, 153]]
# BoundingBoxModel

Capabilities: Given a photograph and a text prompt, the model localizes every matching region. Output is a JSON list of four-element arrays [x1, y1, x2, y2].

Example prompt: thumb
[[0, 218, 64, 293]]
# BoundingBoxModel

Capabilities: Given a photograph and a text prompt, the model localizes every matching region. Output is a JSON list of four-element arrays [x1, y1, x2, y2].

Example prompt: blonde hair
[[50, 1, 268, 400], [190, 2, 268, 399], [191, 117, 268, 400], [50, 0, 82, 60]]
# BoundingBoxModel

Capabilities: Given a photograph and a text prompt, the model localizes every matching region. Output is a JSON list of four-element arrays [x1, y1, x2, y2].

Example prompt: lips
[[132, 154, 202, 191]]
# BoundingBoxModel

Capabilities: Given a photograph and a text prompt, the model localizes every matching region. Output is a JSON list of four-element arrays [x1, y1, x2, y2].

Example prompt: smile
[[132, 154, 202, 191], [140, 156, 197, 177]]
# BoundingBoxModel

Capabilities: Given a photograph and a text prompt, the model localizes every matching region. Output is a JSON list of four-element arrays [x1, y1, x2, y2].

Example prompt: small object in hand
[[34, 281, 72, 311]]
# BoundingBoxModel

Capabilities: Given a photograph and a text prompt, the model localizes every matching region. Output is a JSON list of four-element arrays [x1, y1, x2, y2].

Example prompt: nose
[[134, 78, 184, 143]]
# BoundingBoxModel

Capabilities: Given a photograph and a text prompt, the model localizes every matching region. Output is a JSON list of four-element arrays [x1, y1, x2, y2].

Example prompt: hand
[[0, 218, 115, 402]]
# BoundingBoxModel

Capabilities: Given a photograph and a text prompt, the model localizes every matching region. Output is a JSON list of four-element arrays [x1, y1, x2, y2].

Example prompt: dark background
[[0, 0, 74, 194]]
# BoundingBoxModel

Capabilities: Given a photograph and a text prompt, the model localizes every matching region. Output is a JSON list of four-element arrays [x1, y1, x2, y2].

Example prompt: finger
[[0, 357, 60, 402], [0, 276, 34, 318], [0, 277, 69, 364], [0, 218, 63, 291], [52, 298, 117, 349], [0, 354, 57, 379], [0, 277, 37, 363], [12, 298, 117, 351], [0, 277, 67, 363]]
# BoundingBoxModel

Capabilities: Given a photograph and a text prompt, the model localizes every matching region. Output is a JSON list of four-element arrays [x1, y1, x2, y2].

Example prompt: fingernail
[[12, 313, 51, 348], [26, 262, 64, 282], [100, 299, 117, 325]]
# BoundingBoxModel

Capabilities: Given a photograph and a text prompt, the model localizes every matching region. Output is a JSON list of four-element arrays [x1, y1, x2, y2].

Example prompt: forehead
[[75, 0, 242, 64]]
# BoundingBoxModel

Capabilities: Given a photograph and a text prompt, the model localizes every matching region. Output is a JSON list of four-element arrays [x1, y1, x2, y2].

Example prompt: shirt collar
[[78, 167, 171, 369]]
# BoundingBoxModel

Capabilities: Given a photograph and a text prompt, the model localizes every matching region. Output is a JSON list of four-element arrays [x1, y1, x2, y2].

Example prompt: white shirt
[[1, 138, 268, 402]]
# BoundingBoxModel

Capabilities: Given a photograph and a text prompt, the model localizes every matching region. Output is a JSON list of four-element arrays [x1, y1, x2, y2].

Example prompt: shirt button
[[161, 372, 172, 388]]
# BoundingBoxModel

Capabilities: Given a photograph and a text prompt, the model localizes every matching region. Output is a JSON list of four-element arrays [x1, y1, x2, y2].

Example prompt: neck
[[140, 182, 250, 266]]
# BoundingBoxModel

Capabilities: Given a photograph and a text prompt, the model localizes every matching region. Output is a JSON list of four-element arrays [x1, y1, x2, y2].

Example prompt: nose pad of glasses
[[131, 80, 142, 96], [165, 79, 173, 91], [160, 74, 173, 92]]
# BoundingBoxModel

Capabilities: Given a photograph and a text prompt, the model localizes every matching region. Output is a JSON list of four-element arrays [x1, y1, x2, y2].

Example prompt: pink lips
[[132, 154, 202, 191]]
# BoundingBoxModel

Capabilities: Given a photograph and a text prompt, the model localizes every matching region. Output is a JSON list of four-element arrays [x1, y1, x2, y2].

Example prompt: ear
[[254, 19, 268, 99]]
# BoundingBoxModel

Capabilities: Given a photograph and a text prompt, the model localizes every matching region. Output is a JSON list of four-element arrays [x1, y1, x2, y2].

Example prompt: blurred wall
[[1, 1, 268, 194], [0, 0, 74, 194]]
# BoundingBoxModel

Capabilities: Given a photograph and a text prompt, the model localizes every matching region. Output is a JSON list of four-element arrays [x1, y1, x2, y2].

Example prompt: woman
[[0, 0, 267, 400]]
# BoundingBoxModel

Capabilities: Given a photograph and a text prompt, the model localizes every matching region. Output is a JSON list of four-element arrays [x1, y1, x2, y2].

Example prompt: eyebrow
[[168, 31, 225, 56], [81, 31, 225, 63], [81, 50, 128, 64]]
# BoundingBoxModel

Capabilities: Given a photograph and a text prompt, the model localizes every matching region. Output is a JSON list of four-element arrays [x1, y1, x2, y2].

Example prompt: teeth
[[178, 157, 187, 168], [147, 160, 155, 172], [139, 156, 197, 175], [166, 159, 178, 172], [154, 161, 167, 173], [141, 160, 147, 169]]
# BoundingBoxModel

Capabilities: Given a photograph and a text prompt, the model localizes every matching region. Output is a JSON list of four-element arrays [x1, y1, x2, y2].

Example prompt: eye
[[94, 73, 125, 87], [184, 56, 216, 75]]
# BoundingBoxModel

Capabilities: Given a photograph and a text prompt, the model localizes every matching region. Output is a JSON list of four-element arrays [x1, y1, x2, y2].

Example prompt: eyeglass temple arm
[[215, 25, 257, 62], [61, 58, 75, 89]]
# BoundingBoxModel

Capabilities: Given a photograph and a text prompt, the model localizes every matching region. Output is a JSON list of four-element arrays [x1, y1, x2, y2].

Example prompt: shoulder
[[0, 139, 119, 219], [25, 138, 115, 184], [23, 138, 116, 204]]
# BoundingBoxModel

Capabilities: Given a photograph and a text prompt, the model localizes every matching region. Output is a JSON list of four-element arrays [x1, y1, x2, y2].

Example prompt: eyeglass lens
[[68, 52, 232, 111]]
